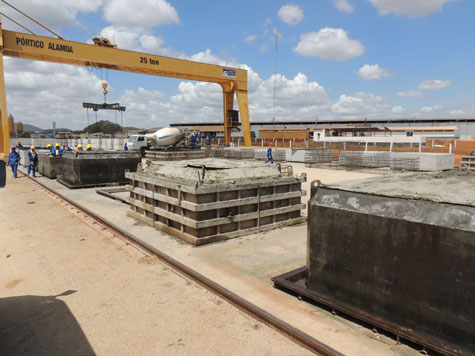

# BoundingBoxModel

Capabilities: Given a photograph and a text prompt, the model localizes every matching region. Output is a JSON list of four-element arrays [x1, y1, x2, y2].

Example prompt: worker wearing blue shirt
[[63, 143, 72, 152], [54, 143, 63, 156], [7, 146, 20, 178], [191, 131, 197, 149], [265, 143, 274, 164], [124, 142, 128, 151], [27, 145, 38, 177], [47, 143, 55, 156], [206, 134, 211, 146]]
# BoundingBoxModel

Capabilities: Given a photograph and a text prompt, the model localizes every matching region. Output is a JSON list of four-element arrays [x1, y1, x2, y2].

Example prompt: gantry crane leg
[[236, 89, 251, 147], [0, 23, 10, 161], [222, 88, 234, 145]]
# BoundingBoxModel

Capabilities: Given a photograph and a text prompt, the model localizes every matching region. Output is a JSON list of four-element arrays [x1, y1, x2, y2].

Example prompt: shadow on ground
[[0, 290, 96, 356]]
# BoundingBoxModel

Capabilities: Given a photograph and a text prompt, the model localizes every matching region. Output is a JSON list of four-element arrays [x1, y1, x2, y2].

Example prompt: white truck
[[127, 127, 189, 155]]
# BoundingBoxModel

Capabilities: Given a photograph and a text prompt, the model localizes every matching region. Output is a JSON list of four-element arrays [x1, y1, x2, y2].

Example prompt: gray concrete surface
[[326, 169, 475, 207]]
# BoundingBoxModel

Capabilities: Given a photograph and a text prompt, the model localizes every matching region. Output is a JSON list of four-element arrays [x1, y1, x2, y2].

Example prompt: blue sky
[[1, 0, 474, 130]]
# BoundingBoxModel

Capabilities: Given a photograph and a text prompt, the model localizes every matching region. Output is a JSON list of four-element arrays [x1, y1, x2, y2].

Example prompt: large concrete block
[[339, 151, 391, 168], [38, 154, 64, 178], [307, 171, 475, 354], [390, 152, 454, 171], [58, 150, 141, 188]]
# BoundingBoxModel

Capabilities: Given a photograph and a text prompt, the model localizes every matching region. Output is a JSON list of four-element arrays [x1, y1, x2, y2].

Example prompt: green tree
[[83, 120, 123, 135]]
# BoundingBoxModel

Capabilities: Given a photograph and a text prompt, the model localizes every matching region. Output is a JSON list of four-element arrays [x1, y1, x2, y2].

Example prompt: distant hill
[[84, 120, 122, 134], [41, 128, 72, 133], [22, 123, 43, 132]]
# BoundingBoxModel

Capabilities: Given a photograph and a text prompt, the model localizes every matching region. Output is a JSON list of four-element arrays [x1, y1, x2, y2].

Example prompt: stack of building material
[[126, 158, 306, 245], [390, 152, 454, 171], [254, 148, 286, 162], [339, 151, 391, 168], [223, 147, 255, 160], [302, 149, 332, 163]]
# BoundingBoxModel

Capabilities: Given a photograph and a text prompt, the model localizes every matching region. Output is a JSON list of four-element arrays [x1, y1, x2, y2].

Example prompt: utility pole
[[273, 28, 279, 126]]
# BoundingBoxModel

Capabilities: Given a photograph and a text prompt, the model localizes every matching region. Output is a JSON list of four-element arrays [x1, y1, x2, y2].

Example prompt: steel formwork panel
[[125, 170, 306, 245]]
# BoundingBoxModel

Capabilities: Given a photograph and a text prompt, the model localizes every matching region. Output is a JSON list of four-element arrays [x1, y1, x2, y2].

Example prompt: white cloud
[[98, 26, 184, 57], [293, 28, 364, 61], [0, 0, 102, 31], [396, 90, 426, 98], [277, 5, 304, 26], [259, 44, 269, 53], [391, 106, 406, 113], [418, 79, 451, 91], [357, 64, 392, 80], [420, 104, 443, 113], [103, 0, 179, 27], [368, 0, 451, 18], [331, 92, 389, 116], [353, 92, 384, 103], [4, 58, 103, 129], [245, 35, 257, 44], [333, 0, 354, 13], [450, 109, 466, 116]]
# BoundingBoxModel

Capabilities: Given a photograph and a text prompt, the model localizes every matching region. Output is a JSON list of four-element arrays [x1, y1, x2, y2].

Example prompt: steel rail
[[23, 173, 342, 356]]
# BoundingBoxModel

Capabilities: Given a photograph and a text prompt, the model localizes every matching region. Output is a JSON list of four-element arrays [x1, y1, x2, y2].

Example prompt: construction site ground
[[1, 163, 421, 356]]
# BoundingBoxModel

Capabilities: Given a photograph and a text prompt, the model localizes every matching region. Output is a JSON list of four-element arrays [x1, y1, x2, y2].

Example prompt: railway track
[[21, 172, 342, 356]]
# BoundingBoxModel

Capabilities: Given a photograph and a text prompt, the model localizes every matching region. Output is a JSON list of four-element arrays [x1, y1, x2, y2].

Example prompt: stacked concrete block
[[302, 149, 332, 163], [339, 151, 391, 168], [126, 158, 306, 245], [390, 152, 454, 171], [254, 148, 286, 162]]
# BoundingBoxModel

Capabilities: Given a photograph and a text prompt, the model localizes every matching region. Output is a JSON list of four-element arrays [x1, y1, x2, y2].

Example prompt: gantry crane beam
[[0, 24, 252, 159]]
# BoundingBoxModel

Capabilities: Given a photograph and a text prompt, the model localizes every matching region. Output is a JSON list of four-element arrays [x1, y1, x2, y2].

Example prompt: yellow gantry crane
[[0, 14, 252, 159]]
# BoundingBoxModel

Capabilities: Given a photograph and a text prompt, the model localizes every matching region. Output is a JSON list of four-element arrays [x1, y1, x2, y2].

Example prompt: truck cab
[[127, 135, 148, 151]]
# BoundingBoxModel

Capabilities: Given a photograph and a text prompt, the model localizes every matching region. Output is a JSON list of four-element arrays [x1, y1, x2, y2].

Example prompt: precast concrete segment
[[126, 158, 306, 245], [21, 171, 340, 356], [57, 149, 141, 188], [38, 154, 65, 178], [306, 171, 475, 355]]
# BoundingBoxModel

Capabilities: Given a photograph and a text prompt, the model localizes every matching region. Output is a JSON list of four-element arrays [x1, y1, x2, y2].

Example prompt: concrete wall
[[16, 138, 126, 151], [307, 186, 475, 353]]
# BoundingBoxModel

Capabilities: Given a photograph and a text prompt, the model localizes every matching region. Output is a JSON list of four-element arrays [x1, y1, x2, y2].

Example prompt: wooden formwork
[[125, 171, 306, 245]]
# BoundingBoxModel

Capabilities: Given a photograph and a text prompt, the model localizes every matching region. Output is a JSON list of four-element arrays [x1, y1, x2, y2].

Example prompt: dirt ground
[[0, 174, 315, 356], [1, 163, 421, 356]]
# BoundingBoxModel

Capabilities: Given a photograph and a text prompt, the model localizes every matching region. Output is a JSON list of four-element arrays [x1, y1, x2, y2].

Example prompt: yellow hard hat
[[86, 144, 91, 149], [55, 143, 60, 147], [47, 144, 52, 148], [77, 144, 83, 148], [30, 145, 35, 149]]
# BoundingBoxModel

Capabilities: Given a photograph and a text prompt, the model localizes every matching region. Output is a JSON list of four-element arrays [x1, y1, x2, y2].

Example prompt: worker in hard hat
[[77, 144, 83, 151], [16, 141, 24, 149], [54, 143, 63, 156], [47, 143, 55, 157], [265, 143, 274, 164], [7, 146, 20, 178], [86, 143, 92, 151], [63, 143, 72, 152], [27, 145, 38, 177]]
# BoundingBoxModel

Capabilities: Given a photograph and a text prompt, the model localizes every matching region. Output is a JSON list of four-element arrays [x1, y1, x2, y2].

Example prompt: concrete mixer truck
[[127, 127, 192, 155]]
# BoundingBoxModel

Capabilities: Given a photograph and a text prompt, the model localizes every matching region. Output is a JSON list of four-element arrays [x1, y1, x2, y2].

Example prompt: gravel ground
[[0, 174, 315, 356]]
